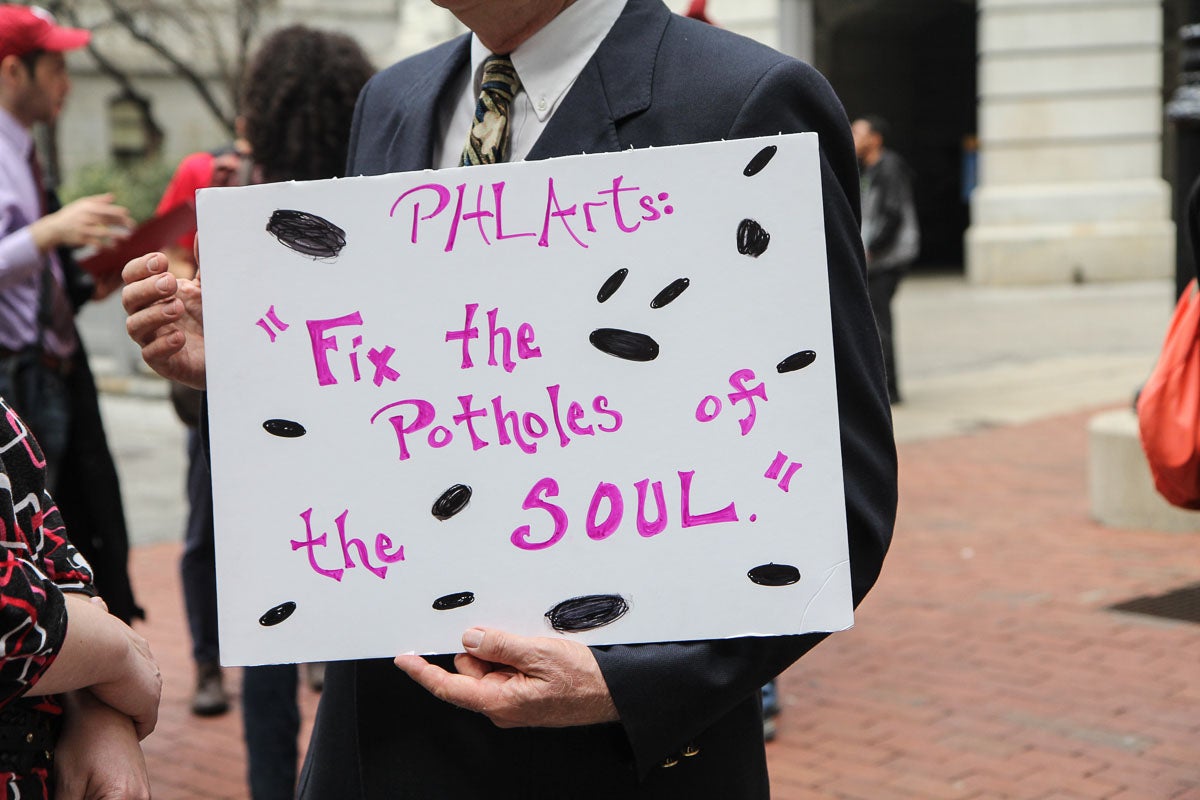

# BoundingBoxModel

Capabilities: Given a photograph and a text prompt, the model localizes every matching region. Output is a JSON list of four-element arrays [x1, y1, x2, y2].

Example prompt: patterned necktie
[[28, 146, 46, 216], [29, 146, 76, 354], [461, 54, 521, 166]]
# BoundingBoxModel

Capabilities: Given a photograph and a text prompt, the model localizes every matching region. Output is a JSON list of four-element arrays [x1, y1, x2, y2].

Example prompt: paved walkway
[[125, 406, 1200, 799], [86, 274, 1199, 798]]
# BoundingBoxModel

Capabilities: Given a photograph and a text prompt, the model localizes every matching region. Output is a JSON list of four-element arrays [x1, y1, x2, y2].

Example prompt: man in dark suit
[[122, 0, 896, 796]]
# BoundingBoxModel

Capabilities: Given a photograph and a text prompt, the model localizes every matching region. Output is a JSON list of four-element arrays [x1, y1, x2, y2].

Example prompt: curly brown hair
[[239, 25, 374, 184]]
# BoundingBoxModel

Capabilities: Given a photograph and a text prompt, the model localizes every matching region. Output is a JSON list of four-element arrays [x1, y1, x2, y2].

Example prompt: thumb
[[461, 627, 533, 670]]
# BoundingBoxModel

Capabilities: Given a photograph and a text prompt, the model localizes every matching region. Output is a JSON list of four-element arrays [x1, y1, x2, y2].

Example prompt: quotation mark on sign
[[764, 450, 803, 492], [256, 305, 290, 343]]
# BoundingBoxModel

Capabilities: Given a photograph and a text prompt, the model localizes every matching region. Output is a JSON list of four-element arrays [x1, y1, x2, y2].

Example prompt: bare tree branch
[[50, 0, 165, 154], [94, 0, 243, 135]]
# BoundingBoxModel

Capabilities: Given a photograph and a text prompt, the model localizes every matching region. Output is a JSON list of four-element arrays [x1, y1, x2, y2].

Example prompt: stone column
[[968, 0, 1175, 284], [778, 0, 815, 64]]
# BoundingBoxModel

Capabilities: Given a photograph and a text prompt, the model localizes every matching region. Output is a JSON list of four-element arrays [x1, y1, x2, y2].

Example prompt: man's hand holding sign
[[396, 627, 618, 727]]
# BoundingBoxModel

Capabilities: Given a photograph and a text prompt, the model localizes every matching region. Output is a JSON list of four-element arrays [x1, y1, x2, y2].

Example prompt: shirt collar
[[470, 0, 627, 123], [0, 106, 33, 162]]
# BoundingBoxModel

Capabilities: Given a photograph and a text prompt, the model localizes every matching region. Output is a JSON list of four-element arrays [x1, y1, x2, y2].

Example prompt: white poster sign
[[199, 133, 851, 665]]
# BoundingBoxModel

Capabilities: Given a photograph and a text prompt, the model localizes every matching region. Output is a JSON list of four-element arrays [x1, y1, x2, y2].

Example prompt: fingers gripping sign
[[394, 628, 619, 728], [121, 251, 208, 389]]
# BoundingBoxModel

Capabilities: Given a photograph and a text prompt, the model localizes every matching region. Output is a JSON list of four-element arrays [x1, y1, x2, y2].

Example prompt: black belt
[[0, 346, 74, 377], [0, 704, 58, 774]]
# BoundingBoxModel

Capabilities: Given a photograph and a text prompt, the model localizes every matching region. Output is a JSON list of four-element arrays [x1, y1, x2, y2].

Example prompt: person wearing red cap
[[0, 3, 145, 620], [0, 5, 132, 467], [0, 7, 156, 799]]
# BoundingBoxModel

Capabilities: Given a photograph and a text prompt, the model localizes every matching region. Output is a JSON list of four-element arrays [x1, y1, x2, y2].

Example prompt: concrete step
[[1088, 408, 1200, 533]]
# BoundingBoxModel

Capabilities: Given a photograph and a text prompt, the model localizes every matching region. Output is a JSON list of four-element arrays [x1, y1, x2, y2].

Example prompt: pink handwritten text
[[695, 368, 769, 436], [307, 312, 402, 388], [510, 469, 739, 551], [445, 303, 542, 373], [290, 507, 406, 582], [370, 384, 622, 461], [389, 175, 675, 253]]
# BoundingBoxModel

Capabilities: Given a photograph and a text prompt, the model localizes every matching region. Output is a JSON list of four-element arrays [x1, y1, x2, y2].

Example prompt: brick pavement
[[129, 406, 1200, 799]]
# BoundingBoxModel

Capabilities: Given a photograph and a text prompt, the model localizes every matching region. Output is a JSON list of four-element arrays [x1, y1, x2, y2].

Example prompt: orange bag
[[1137, 278, 1200, 509]]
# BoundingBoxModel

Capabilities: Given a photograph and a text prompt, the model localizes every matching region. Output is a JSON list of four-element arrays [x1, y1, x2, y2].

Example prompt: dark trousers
[[182, 426, 220, 665], [0, 349, 69, 489], [867, 267, 904, 403], [190, 398, 300, 800], [243, 664, 299, 800]]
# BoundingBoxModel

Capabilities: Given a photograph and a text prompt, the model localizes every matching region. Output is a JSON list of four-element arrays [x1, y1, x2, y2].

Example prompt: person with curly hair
[[231, 27, 374, 800], [150, 25, 372, 800], [239, 27, 374, 186]]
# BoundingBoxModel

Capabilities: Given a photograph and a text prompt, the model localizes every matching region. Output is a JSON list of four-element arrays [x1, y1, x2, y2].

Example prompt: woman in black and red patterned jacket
[[0, 396, 160, 799]]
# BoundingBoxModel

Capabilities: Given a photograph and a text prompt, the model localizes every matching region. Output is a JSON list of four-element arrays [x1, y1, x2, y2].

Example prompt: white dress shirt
[[433, 0, 628, 169]]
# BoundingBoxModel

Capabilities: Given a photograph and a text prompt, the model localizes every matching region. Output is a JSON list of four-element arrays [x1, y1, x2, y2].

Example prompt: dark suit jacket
[[299, 2, 896, 797]]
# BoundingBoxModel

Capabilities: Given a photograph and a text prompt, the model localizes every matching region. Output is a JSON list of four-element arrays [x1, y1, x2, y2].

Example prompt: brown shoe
[[192, 662, 229, 716], [304, 661, 326, 693]]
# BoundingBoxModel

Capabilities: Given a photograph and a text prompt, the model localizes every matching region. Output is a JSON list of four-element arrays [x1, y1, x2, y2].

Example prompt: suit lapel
[[388, 34, 471, 172], [526, 0, 670, 161]]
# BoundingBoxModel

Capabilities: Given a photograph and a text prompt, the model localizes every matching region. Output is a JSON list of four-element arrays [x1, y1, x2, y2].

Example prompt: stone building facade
[[54, 0, 1178, 284]]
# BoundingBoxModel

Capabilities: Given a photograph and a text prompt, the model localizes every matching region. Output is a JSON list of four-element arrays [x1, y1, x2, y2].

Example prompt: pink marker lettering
[[444, 183, 467, 252], [390, 183, 451, 244], [491, 396, 537, 454], [566, 401, 594, 437], [582, 200, 608, 232], [452, 394, 490, 451], [511, 477, 568, 550], [307, 312, 363, 387], [593, 395, 622, 433], [445, 303, 480, 369], [539, 177, 587, 248], [335, 509, 396, 580], [679, 470, 739, 527], [695, 395, 721, 423], [493, 182, 538, 241], [545, 384, 571, 447], [516, 322, 541, 361], [291, 508, 344, 582], [370, 399, 437, 461], [639, 194, 662, 222], [597, 175, 642, 233], [367, 346, 401, 386], [634, 478, 668, 537], [461, 183, 495, 245], [586, 482, 624, 540], [727, 369, 768, 436], [486, 307, 516, 372]]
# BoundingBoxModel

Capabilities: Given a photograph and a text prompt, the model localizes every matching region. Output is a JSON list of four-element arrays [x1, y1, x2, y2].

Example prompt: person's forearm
[[0, 227, 44, 291], [55, 688, 151, 800], [27, 213, 63, 253], [25, 594, 132, 696]]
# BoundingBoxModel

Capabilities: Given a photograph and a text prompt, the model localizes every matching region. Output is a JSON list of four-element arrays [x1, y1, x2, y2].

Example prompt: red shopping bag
[[1137, 278, 1200, 509]]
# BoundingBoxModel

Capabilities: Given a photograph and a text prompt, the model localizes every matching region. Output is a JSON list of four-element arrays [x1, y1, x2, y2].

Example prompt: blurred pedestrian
[[223, 26, 372, 800], [852, 114, 919, 405], [154, 140, 249, 717], [0, 3, 143, 623]]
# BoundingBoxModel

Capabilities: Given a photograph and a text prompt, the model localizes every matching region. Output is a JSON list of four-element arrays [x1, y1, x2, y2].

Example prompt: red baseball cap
[[0, 5, 90, 61]]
